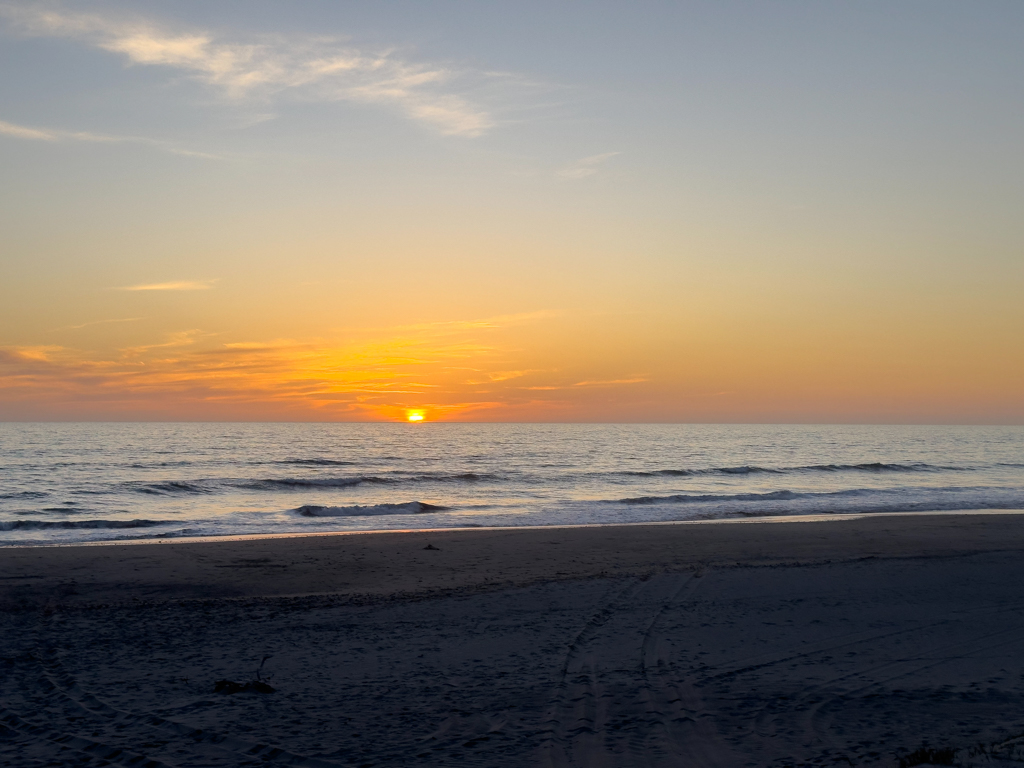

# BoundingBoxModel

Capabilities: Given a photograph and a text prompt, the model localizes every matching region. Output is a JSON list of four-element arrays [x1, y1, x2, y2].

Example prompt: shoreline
[[5, 510, 1024, 608], [6, 507, 1024, 550]]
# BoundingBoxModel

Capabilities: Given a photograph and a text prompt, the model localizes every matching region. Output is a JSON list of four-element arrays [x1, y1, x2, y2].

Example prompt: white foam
[[295, 501, 449, 517]]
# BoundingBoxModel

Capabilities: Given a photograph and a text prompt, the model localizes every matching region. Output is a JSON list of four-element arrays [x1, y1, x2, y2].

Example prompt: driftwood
[[213, 655, 275, 694], [214, 679, 275, 694]]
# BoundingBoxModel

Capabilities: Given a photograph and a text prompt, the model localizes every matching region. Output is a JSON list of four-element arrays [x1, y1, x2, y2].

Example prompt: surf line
[[11, 508, 1024, 549]]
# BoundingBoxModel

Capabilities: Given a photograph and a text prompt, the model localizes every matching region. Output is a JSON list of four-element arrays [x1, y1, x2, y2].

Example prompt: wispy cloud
[[0, 311, 652, 420], [116, 280, 216, 291], [1, 4, 502, 137], [0, 119, 55, 140], [558, 152, 620, 179], [573, 377, 647, 387], [522, 377, 647, 391], [54, 317, 143, 331], [489, 370, 535, 382], [0, 118, 221, 158], [120, 329, 209, 356], [0, 325, 501, 419], [2, 345, 63, 362]]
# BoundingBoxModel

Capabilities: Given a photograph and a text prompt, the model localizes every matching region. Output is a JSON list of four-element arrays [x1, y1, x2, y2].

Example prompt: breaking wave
[[118, 472, 506, 496], [608, 487, 1024, 513], [609, 462, 961, 478], [295, 501, 451, 517], [615, 489, 812, 505], [805, 462, 956, 472], [0, 519, 168, 531], [248, 473, 502, 490]]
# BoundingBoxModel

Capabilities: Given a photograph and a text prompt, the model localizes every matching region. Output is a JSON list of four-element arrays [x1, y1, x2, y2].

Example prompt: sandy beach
[[4, 512, 1024, 766]]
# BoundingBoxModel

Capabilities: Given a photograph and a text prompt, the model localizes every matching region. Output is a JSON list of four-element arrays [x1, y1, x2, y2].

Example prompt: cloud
[[55, 317, 144, 331], [558, 152, 620, 179], [1, 4, 500, 137], [573, 377, 647, 387], [1, 345, 63, 362], [0, 117, 221, 158], [521, 377, 648, 391], [120, 329, 208, 356], [0, 325, 504, 418], [0, 119, 56, 140], [116, 280, 216, 291], [0, 311, 654, 420], [488, 370, 534, 382]]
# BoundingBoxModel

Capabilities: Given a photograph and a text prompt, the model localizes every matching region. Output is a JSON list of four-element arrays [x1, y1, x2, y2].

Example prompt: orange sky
[[2, 302, 1021, 422], [1, 3, 1022, 423]]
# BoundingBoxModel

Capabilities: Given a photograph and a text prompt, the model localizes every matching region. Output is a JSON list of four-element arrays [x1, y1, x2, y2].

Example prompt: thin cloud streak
[[520, 377, 648, 391], [573, 377, 647, 387], [0, 119, 54, 140], [558, 152, 620, 179], [0, 118, 222, 159], [54, 317, 144, 331], [1, 4, 499, 137], [116, 280, 216, 291]]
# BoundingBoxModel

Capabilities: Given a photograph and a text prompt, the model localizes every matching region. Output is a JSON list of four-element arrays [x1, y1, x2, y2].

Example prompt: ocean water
[[1, 423, 1022, 546]]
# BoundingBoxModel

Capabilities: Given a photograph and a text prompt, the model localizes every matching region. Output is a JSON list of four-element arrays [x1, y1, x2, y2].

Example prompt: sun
[[406, 410, 425, 422]]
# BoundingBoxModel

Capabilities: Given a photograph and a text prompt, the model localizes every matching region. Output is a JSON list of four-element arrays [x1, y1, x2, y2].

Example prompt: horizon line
[[0, 420, 1020, 427]]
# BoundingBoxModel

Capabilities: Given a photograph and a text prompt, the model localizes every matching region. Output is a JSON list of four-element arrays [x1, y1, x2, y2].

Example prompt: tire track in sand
[[797, 623, 1024, 759], [541, 571, 733, 768], [742, 618, 1024, 761]]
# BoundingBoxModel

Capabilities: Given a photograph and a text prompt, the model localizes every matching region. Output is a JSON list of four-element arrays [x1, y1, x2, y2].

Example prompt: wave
[[249, 476, 392, 490], [611, 487, 1024, 509], [247, 472, 502, 490], [0, 519, 168, 531], [616, 489, 811, 505], [724, 497, 1024, 517], [806, 462, 953, 472], [130, 481, 215, 495], [295, 501, 451, 517], [0, 490, 49, 500], [419, 472, 501, 482], [90, 472, 507, 496], [277, 458, 357, 467], [51, 463, 971, 501], [613, 467, 778, 477], [609, 462, 959, 478], [126, 461, 195, 469]]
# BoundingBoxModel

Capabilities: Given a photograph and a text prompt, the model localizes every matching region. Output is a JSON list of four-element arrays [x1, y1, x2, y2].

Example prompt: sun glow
[[406, 410, 425, 422]]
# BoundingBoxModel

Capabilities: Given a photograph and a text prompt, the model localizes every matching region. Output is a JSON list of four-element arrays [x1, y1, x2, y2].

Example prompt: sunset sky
[[1, 1, 1022, 423]]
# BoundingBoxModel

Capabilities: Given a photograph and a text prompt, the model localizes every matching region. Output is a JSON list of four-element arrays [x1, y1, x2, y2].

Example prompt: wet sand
[[3, 512, 1024, 766]]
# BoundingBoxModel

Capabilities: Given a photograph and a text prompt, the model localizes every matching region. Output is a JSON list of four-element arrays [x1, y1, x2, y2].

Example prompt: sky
[[0, 1, 1022, 423]]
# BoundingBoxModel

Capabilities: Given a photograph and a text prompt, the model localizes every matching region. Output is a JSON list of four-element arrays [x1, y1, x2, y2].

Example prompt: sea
[[1, 423, 1022, 546]]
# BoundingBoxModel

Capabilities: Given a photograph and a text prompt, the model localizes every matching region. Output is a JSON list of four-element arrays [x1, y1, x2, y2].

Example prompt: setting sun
[[406, 410, 425, 422]]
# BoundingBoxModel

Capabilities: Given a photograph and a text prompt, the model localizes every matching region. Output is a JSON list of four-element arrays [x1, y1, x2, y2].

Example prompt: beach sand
[[3, 512, 1024, 766]]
